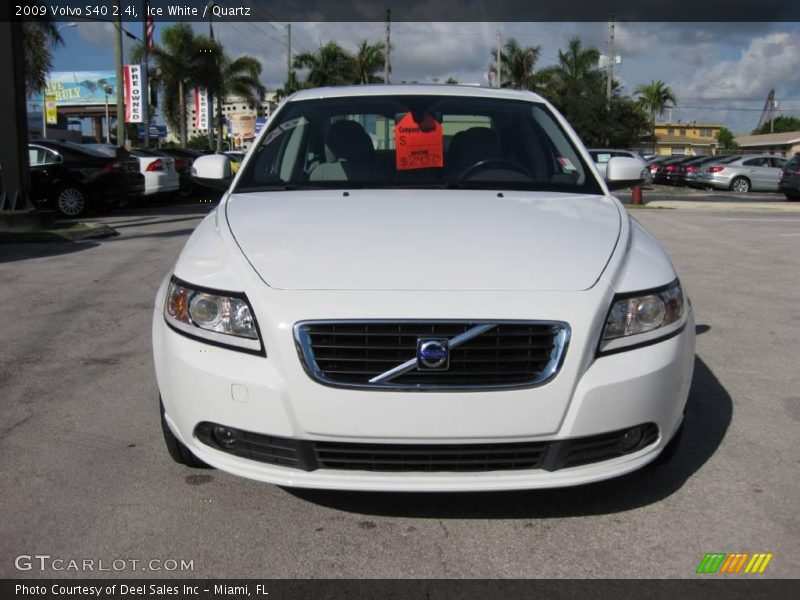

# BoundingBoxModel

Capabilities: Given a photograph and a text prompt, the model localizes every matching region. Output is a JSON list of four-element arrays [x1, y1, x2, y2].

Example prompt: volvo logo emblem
[[417, 339, 450, 370]]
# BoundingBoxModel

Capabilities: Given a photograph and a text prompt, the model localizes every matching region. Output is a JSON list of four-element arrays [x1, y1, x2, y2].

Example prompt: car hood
[[225, 189, 622, 291]]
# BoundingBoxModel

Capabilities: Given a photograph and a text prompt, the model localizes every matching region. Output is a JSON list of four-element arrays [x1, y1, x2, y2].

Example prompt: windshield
[[235, 95, 602, 194]]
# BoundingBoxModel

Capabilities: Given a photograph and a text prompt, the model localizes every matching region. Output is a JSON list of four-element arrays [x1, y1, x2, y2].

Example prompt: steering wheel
[[456, 158, 533, 181]]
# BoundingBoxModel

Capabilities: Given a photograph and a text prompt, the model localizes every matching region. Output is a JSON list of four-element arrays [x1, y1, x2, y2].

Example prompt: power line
[[679, 106, 800, 112]]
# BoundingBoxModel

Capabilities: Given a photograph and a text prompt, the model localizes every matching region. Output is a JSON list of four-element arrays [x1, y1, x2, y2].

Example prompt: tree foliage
[[488, 38, 541, 90], [22, 20, 63, 95], [131, 26, 264, 149], [752, 115, 800, 135], [536, 37, 649, 148], [717, 127, 739, 151], [634, 80, 677, 153], [293, 42, 358, 87], [354, 40, 387, 84]]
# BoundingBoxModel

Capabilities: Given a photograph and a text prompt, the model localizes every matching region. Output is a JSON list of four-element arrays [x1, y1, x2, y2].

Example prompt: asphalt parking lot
[[1, 201, 798, 579]]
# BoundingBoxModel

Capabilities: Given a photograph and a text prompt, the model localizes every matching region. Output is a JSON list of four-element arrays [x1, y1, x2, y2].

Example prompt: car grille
[[314, 440, 547, 472], [294, 321, 569, 390], [195, 423, 660, 473]]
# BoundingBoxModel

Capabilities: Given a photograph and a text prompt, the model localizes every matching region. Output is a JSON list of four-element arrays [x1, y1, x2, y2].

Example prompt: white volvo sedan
[[153, 85, 695, 491]]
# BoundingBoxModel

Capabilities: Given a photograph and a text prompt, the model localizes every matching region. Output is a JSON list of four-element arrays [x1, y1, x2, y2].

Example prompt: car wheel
[[786, 193, 800, 202], [54, 185, 88, 218], [730, 177, 750, 193], [160, 398, 209, 469]]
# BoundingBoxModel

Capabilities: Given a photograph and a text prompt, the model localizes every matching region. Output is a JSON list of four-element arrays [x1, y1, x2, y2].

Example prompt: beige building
[[733, 131, 800, 157], [643, 122, 723, 156]]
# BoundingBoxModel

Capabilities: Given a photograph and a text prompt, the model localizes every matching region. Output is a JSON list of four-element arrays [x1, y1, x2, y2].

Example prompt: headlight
[[598, 280, 687, 355], [164, 277, 264, 355]]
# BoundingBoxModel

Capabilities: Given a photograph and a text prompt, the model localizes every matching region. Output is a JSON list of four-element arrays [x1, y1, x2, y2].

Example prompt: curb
[[0, 223, 119, 243], [643, 200, 800, 212]]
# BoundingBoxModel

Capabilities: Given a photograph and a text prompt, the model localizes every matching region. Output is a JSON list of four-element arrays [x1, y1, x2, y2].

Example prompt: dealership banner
[[123, 64, 144, 123], [195, 88, 210, 131], [29, 71, 118, 107], [44, 94, 58, 125]]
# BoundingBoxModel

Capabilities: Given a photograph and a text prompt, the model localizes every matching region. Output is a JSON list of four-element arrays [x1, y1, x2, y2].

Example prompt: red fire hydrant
[[631, 185, 643, 205]]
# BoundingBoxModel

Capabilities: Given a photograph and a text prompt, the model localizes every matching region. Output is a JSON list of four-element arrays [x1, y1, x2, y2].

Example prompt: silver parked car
[[698, 154, 787, 192], [588, 149, 651, 183]]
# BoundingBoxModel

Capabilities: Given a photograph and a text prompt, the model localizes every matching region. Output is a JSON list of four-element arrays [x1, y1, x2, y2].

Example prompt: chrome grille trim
[[293, 320, 571, 392]]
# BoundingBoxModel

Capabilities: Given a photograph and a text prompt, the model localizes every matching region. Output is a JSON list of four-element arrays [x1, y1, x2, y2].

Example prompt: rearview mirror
[[605, 156, 648, 191], [192, 154, 233, 190]]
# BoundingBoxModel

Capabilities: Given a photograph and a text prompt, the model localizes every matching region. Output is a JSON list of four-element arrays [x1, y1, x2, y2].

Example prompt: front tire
[[730, 177, 750, 193], [160, 398, 209, 468], [786, 193, 800, 202], [54, 184, 89, 218]]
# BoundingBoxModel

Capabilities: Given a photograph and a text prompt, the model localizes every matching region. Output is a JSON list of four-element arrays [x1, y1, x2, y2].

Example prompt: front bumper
[[153, 285, 695, 491]]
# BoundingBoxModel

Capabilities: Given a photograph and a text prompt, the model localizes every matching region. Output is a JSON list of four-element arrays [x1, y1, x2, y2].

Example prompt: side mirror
[[605, 156, 648, 190], [192, 154, 233, 190]]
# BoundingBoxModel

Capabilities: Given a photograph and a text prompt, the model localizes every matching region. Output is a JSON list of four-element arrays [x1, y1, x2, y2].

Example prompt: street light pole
[[104, 85, 113, 144]]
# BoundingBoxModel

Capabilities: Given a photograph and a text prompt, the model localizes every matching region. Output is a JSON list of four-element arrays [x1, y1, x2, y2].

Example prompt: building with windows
[[733, 131, 800, 157], [168, 92, 278, 145], [635, 122, 723, 156]]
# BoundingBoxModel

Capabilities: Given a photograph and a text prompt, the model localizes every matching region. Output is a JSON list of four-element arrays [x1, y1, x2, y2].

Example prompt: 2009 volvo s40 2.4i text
[[153, 85, 695, 491]]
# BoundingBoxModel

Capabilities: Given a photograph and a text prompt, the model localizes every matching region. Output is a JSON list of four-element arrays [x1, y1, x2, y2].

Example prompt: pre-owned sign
[[123, 64, 144, 123]]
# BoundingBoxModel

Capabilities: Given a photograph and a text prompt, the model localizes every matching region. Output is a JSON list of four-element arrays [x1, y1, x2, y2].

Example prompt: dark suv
[[779, 153, 800, 201]]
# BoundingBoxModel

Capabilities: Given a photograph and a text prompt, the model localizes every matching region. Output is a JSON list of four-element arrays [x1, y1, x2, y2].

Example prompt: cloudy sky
[[52, 20, 800, 134]]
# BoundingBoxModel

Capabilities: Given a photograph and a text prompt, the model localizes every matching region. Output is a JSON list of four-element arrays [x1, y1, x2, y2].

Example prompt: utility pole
[[142, 5, 150, 149], [286, 24, 292, 78], [606, 13, 615, 110], [495, 30, 502, 88], [114, 0, 125, 147], [384, 9, 391, 84], [208, 0, 216, 151]]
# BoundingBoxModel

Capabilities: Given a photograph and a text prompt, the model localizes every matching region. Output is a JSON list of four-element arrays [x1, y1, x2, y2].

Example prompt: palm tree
[[193, 36, 265, 151], [634, 80, 677, 154], [130, 23, 197, 146], [22, 21, 63, 95], [488, 38, 541, 90], [354, 40, 386, 84], [293, 42, 357, 87], [547, 37, 601, 92], [275, 70, 302, 100]]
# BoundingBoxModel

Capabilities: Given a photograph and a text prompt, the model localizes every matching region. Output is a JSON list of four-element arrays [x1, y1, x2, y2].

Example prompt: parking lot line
[[719, 218, 800, 222]]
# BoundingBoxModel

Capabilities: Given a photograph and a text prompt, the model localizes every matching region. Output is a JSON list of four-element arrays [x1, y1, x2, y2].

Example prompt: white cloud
[[75, 22, 117, 48], [675, 32, 800, 99]]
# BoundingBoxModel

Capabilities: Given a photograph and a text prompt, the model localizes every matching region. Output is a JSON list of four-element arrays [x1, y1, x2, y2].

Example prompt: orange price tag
[[394, 112, 444, 171]]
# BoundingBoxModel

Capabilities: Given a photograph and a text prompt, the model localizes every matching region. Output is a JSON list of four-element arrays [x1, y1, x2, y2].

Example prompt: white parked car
[[130, 149, 180, 196], [155, 85, 694, 491], [697, 154, 787, 192], [588, 148, 652, 183]]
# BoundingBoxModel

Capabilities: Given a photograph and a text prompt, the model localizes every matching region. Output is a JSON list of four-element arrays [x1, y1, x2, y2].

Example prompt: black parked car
[[28, 140, 144, 217], [652, 156, 691, 185], [674, 155, 730, 187], [778, 153, 800, 201], [159, 147, 205, 195]]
